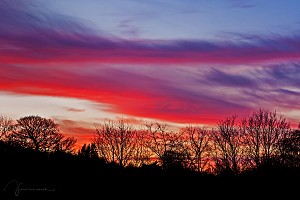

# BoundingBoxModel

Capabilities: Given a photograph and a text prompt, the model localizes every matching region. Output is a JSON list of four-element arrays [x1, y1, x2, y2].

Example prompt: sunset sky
[[1, 0, 300, 147]]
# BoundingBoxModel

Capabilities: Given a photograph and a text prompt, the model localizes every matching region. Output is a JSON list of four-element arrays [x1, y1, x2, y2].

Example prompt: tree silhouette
[[56, 135, 77, 154], [145, 122, 188, 170], [93, 119, 137, 167], [78, 142, 99, 159], [131, 129, 152, 167], [7, 115, 76, 153], [241, 109, 291, 169], [278, 127, 300, 168], [212, 116, 242, 175], [0, 115, 14, 141], [183, 125, 212, 173], [160, 149, 188, 172]]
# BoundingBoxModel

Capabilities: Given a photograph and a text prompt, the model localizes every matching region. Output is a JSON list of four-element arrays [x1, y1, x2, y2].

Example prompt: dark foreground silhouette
[[0, 141, 299, 199]]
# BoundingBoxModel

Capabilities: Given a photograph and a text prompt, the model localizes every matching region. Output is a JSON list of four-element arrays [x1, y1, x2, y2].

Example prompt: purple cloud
[[1, 0, 300, 65], [205, 68, 256, 87]]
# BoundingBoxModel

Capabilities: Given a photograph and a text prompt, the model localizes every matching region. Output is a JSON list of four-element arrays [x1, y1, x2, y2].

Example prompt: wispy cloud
[[66, 107, 85, 112], [2, 63, 300, 124], [1, 0, 299, 126], [0, 64, 251, 124], [228, 0, 257, 8], [1, 0, 300, 66], [205, 68, 256, 87]]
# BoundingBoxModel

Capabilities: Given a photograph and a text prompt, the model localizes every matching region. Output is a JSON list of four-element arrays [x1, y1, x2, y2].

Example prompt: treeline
[[1, 109, 300, 198], [88, 109, 300, 176], [1, 109, 299, 176]]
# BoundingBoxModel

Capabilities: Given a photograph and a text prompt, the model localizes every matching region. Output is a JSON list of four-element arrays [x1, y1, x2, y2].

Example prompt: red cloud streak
[[0, 65, 251, 125]]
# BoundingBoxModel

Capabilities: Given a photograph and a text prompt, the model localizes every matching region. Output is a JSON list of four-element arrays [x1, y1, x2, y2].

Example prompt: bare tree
[[212, 116, 243, 175], [279, 128, 300, 168], [8, 115, 76, 153], [0, 115, 14, 141], [93, 119, 137, 167], [144, 122, 188, 170], [241, 109, 291, 168], [131, 129, 152, 167], [183, 125, 212, 173]]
